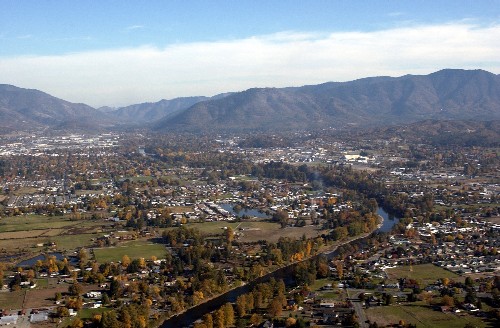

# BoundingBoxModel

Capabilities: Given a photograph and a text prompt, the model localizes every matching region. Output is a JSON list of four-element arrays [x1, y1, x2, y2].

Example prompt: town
[[0, 130, 498, 328]]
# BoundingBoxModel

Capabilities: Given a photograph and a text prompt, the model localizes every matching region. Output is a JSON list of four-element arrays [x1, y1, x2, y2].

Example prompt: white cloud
[[126, 25, 144, 31], [1, 22, 499, 107]]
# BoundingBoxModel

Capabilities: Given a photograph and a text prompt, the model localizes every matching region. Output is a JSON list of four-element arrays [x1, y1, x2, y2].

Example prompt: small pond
[[219, 203, 269, 218]]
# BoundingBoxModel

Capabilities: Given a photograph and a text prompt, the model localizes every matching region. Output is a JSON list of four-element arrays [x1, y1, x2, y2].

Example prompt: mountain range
[[1, 69, 499, 133]]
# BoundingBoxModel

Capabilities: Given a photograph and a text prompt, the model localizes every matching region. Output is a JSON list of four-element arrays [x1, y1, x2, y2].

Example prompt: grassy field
[[183, 221, 241, 235], [0, 214, 119, 257], [239, 222, 326, 243], [385, 263, 462, 285], [179, 220, 327, 243], [52, 232, 101, 249], [0, 289, 25, 309], [93, 240, 167, 263], [366, 304, 489, 328], [0, 215, 79, 232], [78, 307, 110, 319]]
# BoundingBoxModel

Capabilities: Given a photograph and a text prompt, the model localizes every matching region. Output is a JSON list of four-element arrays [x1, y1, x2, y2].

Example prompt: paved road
[[346, 288, 368, 328]]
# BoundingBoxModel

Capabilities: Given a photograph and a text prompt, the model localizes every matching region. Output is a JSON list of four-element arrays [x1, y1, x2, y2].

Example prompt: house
[[30, 312, 49, 323], [86, 291, 102, 298], [0, 315, 18, 325]]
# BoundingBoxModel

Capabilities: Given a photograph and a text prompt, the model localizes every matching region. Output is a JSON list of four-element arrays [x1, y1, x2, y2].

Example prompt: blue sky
[[1, 1, 500, 106]]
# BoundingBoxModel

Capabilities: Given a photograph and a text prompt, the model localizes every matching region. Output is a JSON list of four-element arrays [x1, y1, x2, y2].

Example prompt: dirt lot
[[484, 216, 500, 224], [24, 281, 104, 309], [0, 228, 65, 239]]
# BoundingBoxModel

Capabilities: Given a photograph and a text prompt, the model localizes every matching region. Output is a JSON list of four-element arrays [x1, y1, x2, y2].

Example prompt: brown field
[[484, 216, 500, 224], [167, 206, 194, 213], [12, 187, 39, 195], [239, 224, 326, 243], [24, 283, 104, 309], [0, 228, 65, 240], [0, 289, 25, 309]]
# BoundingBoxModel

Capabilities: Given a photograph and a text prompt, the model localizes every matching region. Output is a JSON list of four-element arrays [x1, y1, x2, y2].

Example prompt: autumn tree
[[223, 303, 235, 327], [236, 294, 246, 317], [214, 308, 225, 328], [267, 297, 283, 318], [122, 255, 131, 268], [203, 313, 214, 328]]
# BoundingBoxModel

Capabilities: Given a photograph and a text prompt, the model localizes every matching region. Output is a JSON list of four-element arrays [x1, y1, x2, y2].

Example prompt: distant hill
[[0, 84, 109, 131], [106, 96, 210, 124], [155, 69, 500, 132]]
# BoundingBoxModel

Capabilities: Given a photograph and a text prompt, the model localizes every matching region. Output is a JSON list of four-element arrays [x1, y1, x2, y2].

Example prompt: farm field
[[93, 240, 167, 263], [0, 214, 120, 255], [385, 263, 462, 285], [366, 304, 489, 328], [182, 220, 327, 243]]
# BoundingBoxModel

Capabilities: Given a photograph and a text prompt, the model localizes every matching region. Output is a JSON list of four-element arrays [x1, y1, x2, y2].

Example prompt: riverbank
[[159, 214, 385, 327]]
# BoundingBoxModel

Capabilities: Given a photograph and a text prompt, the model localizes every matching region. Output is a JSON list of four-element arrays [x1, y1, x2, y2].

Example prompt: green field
[[0, 214, 119, 256], [51, 233, 102, 250], [0, 215, 78, 232], [386, 263, 462, 285], [0, 214, 111, 233], [78, 307, 110, 319], [93, 240, 167, 263], [366, 304, 489, 328]]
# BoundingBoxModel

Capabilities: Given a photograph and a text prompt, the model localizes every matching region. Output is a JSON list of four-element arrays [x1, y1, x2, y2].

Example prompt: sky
[[1, 0, 500, 107]]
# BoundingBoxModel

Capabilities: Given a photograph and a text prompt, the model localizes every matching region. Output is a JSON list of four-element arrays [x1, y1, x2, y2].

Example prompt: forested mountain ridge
[[156, 69, 500, 132], [0, 84, 108, 131], [1, 69, 499, 133]]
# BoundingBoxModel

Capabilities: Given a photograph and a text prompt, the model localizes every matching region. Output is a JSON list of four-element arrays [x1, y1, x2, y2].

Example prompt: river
[[160, 208, 400, 327]]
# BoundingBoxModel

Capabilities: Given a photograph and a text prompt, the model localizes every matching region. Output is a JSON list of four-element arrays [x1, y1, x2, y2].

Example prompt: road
[[346, 288, 369, 328]]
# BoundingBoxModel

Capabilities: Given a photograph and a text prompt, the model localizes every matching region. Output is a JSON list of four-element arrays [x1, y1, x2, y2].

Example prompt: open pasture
[[366, 304, 489, 328], [93, 240, 166, 263], [385, 263, 462, 285]]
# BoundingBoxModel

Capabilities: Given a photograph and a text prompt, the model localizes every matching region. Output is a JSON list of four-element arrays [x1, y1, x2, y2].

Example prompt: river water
[[161, 208, 400, 327]]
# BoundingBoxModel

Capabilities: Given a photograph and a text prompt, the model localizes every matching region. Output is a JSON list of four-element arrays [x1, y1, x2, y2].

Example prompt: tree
[[223, 303, 235, 327], [465, 277, 474, 287], [267, 297, 283, 317], [236, 294, 246, 317], [442, 277, 450, 287], [335, 260, 344, 279], [249, 313, 262, 326], [273, 209, 289, 228], [78, 248, 88, 266], [122, 255, 131, 268], [225, 226, 234, 244], [70, 318, 84, 328], [442, 295, 454, 307], [203, 313, 214, 328], [285, 317, 297, 327], [100, 310, 120, 328], [68, 282, 83, 296], [102, 293, 111, 305], [56, 306, 70, 317], [214, 308, 225, 328]]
